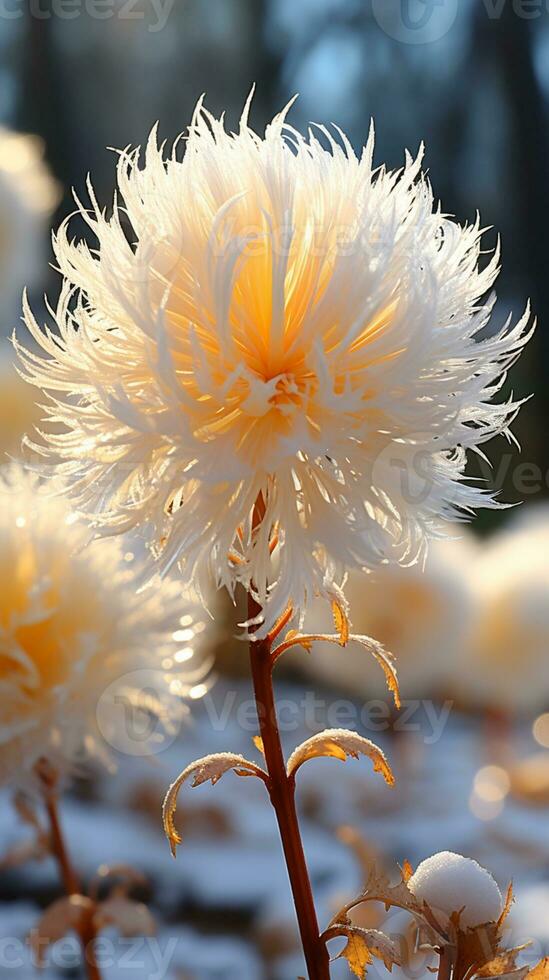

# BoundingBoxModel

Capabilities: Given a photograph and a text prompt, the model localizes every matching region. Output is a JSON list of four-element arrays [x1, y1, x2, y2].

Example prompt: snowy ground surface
[[1, 677, 548, 979]]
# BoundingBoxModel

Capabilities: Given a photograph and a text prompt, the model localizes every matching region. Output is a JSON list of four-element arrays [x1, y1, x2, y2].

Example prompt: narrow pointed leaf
[[287, 729, 394, 786], [332, 596, 350, 645], [163, 752, 267, 856]]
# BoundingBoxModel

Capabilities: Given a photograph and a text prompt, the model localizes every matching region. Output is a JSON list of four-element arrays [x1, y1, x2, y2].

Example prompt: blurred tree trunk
[[475, 5, 549, 417], [249, 0, 285, 119], [15, 5, 77, 217]]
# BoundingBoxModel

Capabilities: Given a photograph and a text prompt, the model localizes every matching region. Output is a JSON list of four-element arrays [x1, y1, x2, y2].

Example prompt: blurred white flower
[[506, 499, 549, 536], [0, 465, 209, 790], [408, 851, 503, 928], [16, 95, 531, 633], [0, 342, 42, 461], [459, 519, 549, 713], [0, 129, 59, 335], [300, 533, 476, 700]]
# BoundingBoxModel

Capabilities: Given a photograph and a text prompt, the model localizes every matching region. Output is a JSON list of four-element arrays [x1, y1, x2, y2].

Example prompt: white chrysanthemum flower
[[0, 129, 59, 335], [16, 96, 532, 633], [0, 465, 208, 790], [458, 520, 549, 713], [300, 531, 476, 699], [408, 851, 503, 929], [0, 342, 42, 461]]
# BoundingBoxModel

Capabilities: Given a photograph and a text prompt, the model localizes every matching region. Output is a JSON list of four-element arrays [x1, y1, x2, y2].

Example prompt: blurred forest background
[[3, 0, 548, 526]]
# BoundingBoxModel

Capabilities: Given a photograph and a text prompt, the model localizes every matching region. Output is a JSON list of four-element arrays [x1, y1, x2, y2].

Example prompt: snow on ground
[[1, 678, 548, 978]]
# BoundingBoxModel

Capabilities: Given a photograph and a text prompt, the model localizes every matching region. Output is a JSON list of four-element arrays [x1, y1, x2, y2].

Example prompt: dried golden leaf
[[476, 953, 530, 979], [30, 896, 94, 965], [283, 628, 313, 652], [401, 859, 414, 883], [266, 603, 293, 642], [253, 735, 265, 757], [95, 897, 155, 937], [272, 631, 400, 708], [287, 729, 394, 786], [528, 960, 549, 979], [498, 883, 515, 929], [332, 597, 350, 646], [162, 752, 268, 857], [334, 866, 429, 928], [325, 925, 400, 978], [337, 930, 373, 978], [353, 634, 400, 710]]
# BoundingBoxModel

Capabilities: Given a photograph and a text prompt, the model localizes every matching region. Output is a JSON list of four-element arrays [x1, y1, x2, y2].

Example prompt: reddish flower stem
[[247, 495, 330, 979], [38, 764, 102, 980], [248, 614, 330, 978]]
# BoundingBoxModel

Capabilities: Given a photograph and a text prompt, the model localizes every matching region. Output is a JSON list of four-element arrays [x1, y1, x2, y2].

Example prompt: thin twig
[[37, 762, 102, 980]]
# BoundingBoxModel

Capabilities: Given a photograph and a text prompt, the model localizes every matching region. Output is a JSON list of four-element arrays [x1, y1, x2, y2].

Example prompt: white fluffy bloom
[[0, 465, 208, 790], [16, 96, 532, 633], [300, 532, 476, 699], [458, 518, 549, 712], [408, 851, 503, 928], [0, 129, 59, 335]]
